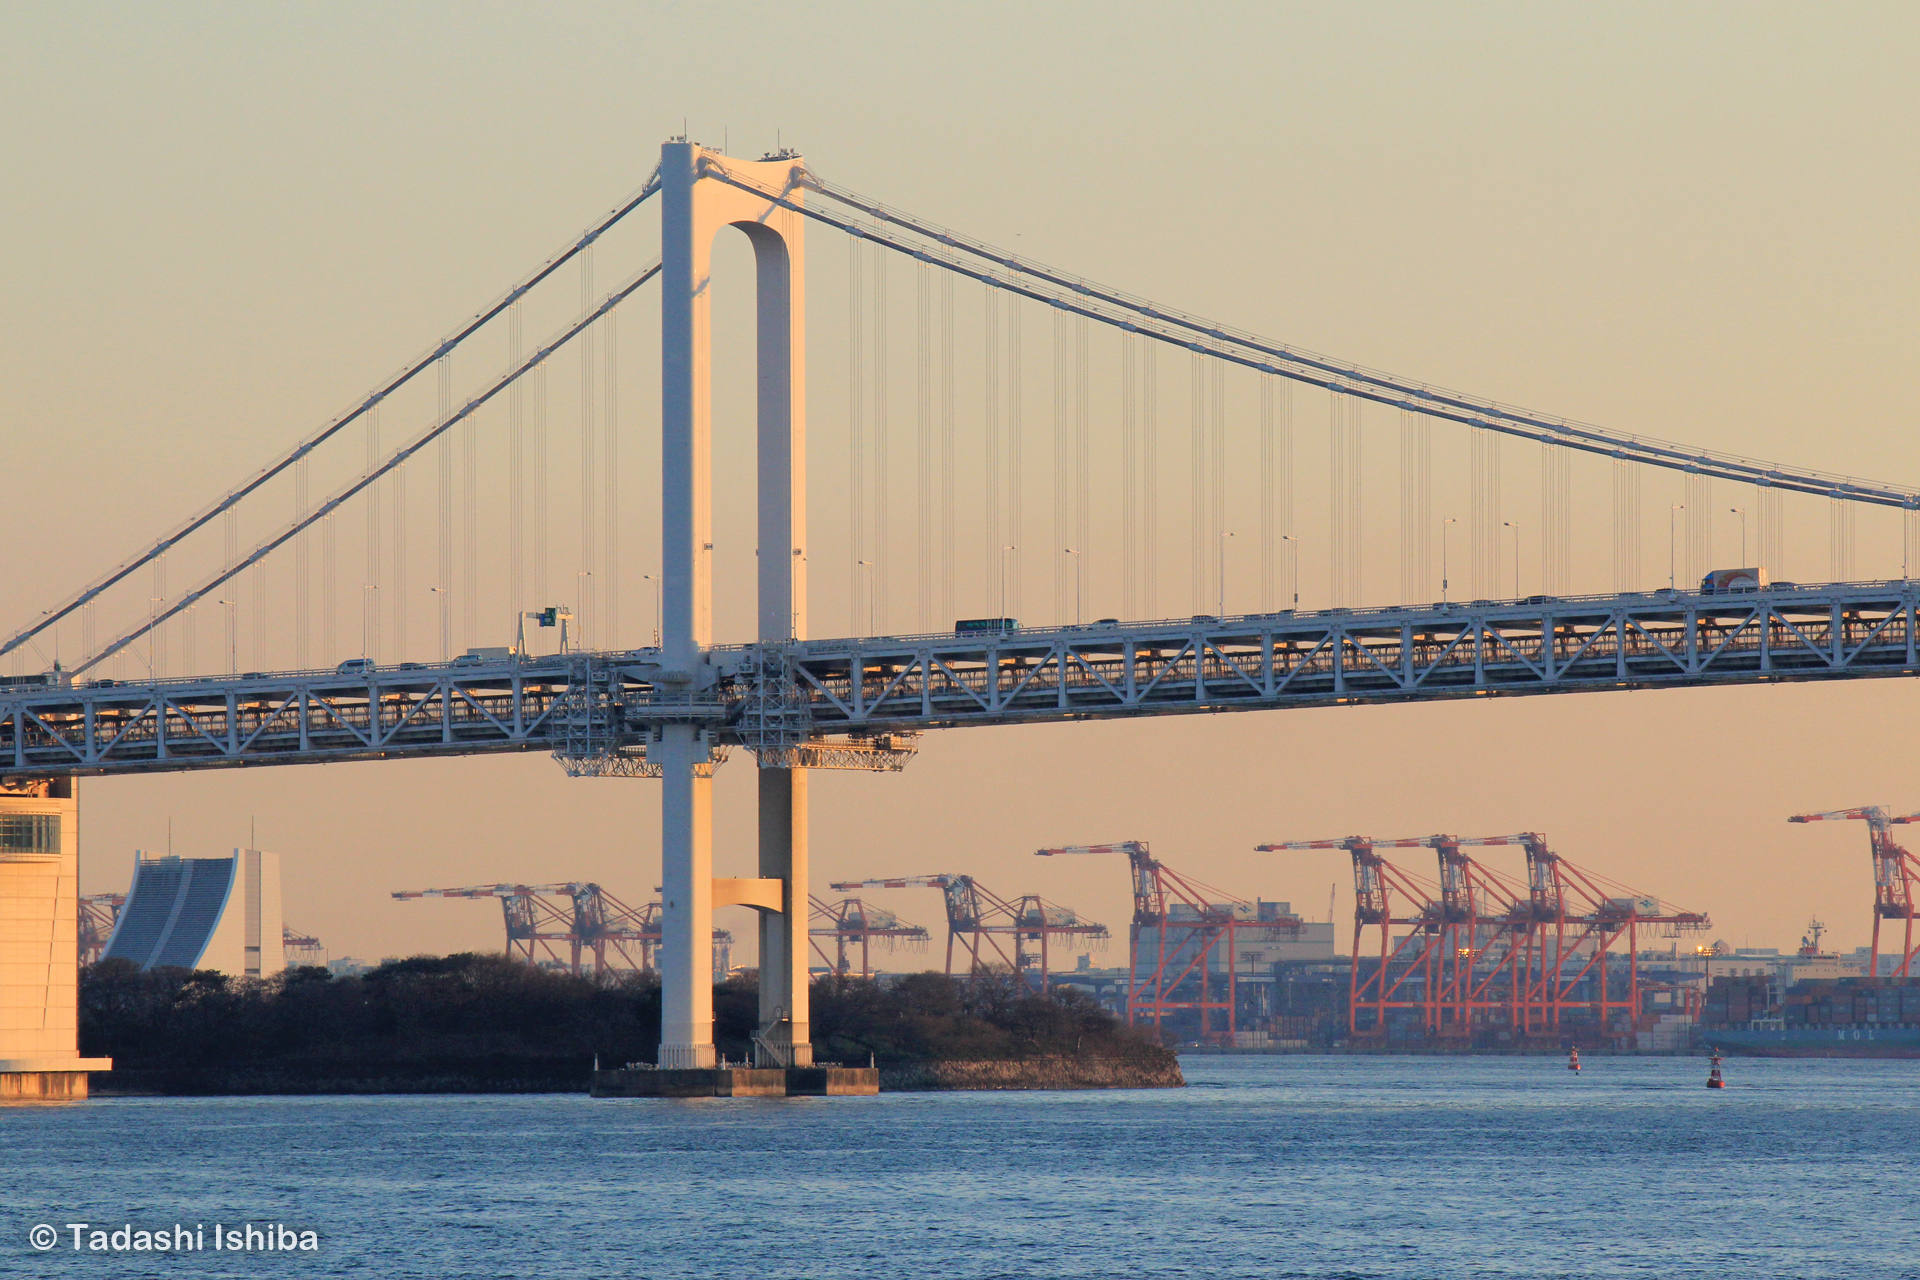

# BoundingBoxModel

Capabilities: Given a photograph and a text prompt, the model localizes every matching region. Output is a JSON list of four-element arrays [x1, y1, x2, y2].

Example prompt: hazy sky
[[5, 3, 1918, 964]]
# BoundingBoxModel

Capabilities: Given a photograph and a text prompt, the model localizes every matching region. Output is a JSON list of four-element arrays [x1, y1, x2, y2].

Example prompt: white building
[[102, 849, 284, 978]]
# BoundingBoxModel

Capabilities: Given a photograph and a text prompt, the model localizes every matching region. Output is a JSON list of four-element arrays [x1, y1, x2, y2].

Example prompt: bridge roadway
[[4, 579, 1916, 780]]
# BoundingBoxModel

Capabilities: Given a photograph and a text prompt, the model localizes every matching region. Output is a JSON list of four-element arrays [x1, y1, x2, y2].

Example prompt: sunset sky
[[5, 3, 1917, 965]]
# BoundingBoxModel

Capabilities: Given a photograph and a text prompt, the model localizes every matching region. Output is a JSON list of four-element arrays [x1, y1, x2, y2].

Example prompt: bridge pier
[[656, 726, 715, 1069], [756, 767, 811, 1066]]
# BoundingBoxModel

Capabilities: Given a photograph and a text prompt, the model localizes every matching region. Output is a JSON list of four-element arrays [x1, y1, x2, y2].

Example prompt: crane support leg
[[757, 767, 813, 1066]]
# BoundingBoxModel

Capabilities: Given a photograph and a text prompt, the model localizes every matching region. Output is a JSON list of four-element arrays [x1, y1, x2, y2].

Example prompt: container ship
[[1705, 975, 1920, 1058], [1710, 1024, 1920, 1057]]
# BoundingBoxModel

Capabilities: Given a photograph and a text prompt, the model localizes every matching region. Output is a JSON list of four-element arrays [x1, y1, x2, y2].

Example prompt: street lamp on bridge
[[1063, 547, 1084, 625], [216, 599, 236, 675], [428, 586, 450, 662], [1669, 505, 1686, 589], [1503, 520, 1520, 599], [1217, 531, 1234, 617]]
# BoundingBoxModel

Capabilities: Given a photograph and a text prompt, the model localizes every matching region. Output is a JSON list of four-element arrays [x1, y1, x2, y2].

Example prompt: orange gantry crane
[[1261, 833, 1709, 1042], [393, 882, 733, 977], [1426, 836, 1532, 1036], [394, 883, 576, 967], [282, 928, 326, 966], [808, 894, 930, 977], [78, 892, 125, 966], [1259, 836, 1447, 1037], [828, 873, 1107, 991], [1505, 832, 1710, 1034], [1034, 841, 1304, 1041], [1789, 806, 1920, 978]]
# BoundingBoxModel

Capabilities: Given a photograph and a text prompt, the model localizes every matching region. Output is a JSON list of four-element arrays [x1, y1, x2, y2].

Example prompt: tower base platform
[[591, 1065, 878, 1098], [0, 1059, 112, 1102]]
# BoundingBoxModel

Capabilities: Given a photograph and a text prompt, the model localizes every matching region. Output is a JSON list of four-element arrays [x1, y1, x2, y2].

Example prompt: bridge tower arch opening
[[656, 141, 811, 1070]]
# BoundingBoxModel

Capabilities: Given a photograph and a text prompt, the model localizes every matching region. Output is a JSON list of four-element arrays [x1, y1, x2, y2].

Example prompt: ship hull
[[1711, 1026, 1920, 1058]]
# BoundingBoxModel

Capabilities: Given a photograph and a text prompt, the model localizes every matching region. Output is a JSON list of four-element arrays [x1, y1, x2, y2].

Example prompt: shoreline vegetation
[[80, 954, 1183, 1095]]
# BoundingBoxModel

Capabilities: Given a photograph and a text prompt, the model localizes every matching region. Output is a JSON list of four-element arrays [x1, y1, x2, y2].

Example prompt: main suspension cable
[[789, 168, 1911, 508], [73, 261, 662, 677], [703, 163, 1918, 513], [3, 173, 662, 662]]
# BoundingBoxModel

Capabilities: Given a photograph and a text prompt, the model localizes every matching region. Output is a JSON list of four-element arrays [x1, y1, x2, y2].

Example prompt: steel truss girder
[[6, 582, 1919, 781], [0, 660, 585, 777], [778, 583, 1920, 732]]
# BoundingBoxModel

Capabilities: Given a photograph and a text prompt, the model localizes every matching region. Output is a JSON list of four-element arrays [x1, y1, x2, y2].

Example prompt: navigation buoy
[[1568, 1047, 1581, 1073], [1706, 1048, 1726, 1089]]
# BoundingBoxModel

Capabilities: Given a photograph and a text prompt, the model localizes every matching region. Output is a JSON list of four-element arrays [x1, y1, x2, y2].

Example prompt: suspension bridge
[[6, 139, 1919, 1078]]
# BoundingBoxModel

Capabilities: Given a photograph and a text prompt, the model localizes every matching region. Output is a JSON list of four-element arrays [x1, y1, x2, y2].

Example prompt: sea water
[[4, 1055, 1917, 1278]]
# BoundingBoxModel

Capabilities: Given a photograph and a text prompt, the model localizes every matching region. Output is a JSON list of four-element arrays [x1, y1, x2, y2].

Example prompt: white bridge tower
[[656, 141, 810, 1069]]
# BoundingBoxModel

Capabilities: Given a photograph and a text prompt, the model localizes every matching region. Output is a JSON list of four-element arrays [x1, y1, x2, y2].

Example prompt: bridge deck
[[3, 581, 1913, 778]]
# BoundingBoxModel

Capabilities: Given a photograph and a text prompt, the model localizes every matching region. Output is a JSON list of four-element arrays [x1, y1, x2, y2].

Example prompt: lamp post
[[361, 583, 377, 660], [642, 574, 662, 648], [1217, 531, 1235, 617], [1000, 545, 1017, 623], [1441, 518, 1458, 603], [1281, 534, 1300, 608], [790, 548, 805, 639], [574, 571, 592, 649], [428, 587, 450, 662], [1503, 520, 1520, 599], [148, 597, 163, 677], [1669, 505, 1685, 589], [40, 610, 58, 675], [857, 560, 876, 636], [1063, 548, 1083, 624], [216, 599, 236, 674], [1728, 507, 1747, 566]]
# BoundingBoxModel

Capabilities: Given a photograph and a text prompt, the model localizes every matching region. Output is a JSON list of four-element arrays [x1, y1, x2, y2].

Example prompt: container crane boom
[[1039, 840, 1299, 1041], [1790, 806, 1920, 977], [393, 882, 731, 977], [830, 872, 1106, 989], [807, 893, 930, 977]]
